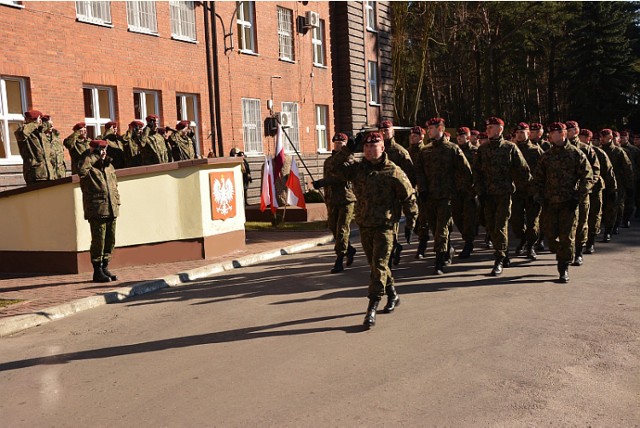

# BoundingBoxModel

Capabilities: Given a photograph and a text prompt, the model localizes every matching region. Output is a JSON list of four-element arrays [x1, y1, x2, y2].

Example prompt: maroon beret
[[332, 132, 349, 142], [548, 122, 567, 132], [364, 132, 383, 144], [565, 120, 579, 130], [444, 131, 451, 138], [529, 122, 543, 130], [41, 115, 51, 122], [410, 126, 425, 136], [514, 122, 529, 131], [613, 130, 620, 138], [156, 127, 166, 136], [485, 117, 504, 126], [176, 120, 190, 130], [470, 130, 480, 136], [620, 130, 629, 137], [73, 122, 86, 131], [89, 139, 108, 148], [457, 127, 470, 136], [579, 129, 593, 138], [600, 128, 613, 136], [104, 121, 118, 129], [24, 110, 43, 120], [145, 114, 159, 122], [478, 132, 488, 139], [379, 120, 393, 129], [426, 117, 445, 127], [129, 120, 144, 128]]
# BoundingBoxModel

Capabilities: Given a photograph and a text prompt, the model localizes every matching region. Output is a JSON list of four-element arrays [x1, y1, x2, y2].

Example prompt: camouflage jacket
[[533, 141, 593, 204], [315, 150, 356, 206], [98, 129, 126, 169], [384, 137, 416, 186], [515, 140, 544, 195], [63, 130, 90, 175], [141, 126, 169, 165], [473, 136, 531, 197], [170, 132, 196, 161], [531, 138, 551, 151], [567, 136, 600, 195], [601, 143, 634, 193], [587, 143, 616, 193], [78, 151, 120, 220], [122, 130, 142, 168], [415, 136, 473, 200], [407, 142, 425, 167], [457, 142, 477, 167], [42, 124, 66, 180], [334, 150, 417, 229], [620, 143, 640, 180], [15, 122, 55, 184]]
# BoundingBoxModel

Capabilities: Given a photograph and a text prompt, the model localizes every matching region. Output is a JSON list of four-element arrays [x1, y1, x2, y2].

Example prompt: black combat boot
[[345, 244, 357, 266], [363, 296, 381, 328], [92, 261, 111, 283], [383, 285, 400, 313], [526, 244, 537, 260], [535, 235, 546, 252], [558, 262, 570, 283], [613, 219, 620, 235], [330, 255, 344, 274], [458, 241, 474, 259], [584, 235, 595, 254], [603, 228, 612, 242], [572, 247, 584, 266], [491, 256, 504, 276], [393, 243, 403, 266], [434, 253, 445, 275], [415, 238, 428, 259], [502, 252, 511, 268], [515, 239, 526, 256], [101, 259, 118, 281], [484, 232, 493, 249]]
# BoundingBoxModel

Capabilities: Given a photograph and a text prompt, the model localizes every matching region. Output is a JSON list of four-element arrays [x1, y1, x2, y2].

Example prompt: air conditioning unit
[[276, 111, 292, 128], [305, 11, 320, 29]]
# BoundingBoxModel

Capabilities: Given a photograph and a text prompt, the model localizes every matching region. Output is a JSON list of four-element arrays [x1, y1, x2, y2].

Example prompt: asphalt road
[[1, 227, 639, 427]]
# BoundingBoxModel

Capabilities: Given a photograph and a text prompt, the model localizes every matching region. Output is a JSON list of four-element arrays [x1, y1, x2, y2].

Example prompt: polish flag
[[260, 156, 279, 213], [286, 157, 306, 209], [274, 123, 286, 178]]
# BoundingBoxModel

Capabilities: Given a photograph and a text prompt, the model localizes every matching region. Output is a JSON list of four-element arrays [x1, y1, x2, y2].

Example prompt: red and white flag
[[286, 157, 306, 209], [259, 156, 279, 214], [274, 123, 286, 178]]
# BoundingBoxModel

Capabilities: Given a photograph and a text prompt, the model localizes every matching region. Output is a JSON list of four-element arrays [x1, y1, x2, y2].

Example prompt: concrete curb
[[0, 232, 338, 338]]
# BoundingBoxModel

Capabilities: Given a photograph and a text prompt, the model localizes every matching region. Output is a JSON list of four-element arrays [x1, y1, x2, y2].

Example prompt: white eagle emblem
[[213, 177, 235, 215]]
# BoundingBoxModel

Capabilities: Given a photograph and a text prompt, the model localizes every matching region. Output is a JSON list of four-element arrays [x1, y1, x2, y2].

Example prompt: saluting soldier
[[407, 126, 430, 259], [141, 114, 169, 165], [332, 132, 417, 328], [530, 123, 551, 151], [532, 122, 593, 283], [123, 120, 143, 168], [452, 126, 478, 259], [63, 122, 91, 175], [170, 120, 197, 161], [41, 115, 67, 179], [619, 130, 640, 226], [15, 110, 56, 185], [98, 121, 126, 169], [473, 117, 531, 276], [312, 133, 357, 274]]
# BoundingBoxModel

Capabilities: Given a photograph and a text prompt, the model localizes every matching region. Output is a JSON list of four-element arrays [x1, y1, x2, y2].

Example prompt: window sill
[[128, 27, 159, 37], [279, 58, 296, 64], [313, 63, 328, 69], [245, 152, 264, 157], [366, 27, 378, 33], [76, 17, 114, 28], [0, 156, 23, 165], [239, 50, 259, 56], [317, 149, 331, 154], [0, 1, 24, 9], [171, 35, 198, 44], [369, 102, 381, 107]]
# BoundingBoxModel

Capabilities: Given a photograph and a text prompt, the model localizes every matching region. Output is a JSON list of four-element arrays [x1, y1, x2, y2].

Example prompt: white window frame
[[316, 105, 329, 152], [237, 1, 256, 53], [170, 1, 197, 42], [365, 0, 377, 32], [127, 1, 158, 35], [312, 19, 326, 67], [0, 76, 28, 164], [83, 85, 115, 139], [368, 61, 380, 105], [281, 102, 300, 152], [176, 93, 200, 155], [75, 1, 112, 27], [133, 89, 160, 122], [241, 98, 263, 154], [277, 6, 294, 62], [0, 1, 24, 9]]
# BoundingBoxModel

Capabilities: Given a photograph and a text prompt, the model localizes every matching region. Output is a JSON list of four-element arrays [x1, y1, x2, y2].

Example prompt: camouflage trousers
[[575, 195, 591, 247], [425, 198, 453, 253], [327, 202, 354, 256], [509, 193, 541, 247], [452, 195, 477, 244], [360, 226, 394, 298], [602, 190, 620, 230], [543, 201, 578, 264], [89, 217, 117, 264], [588, 189, 603, 236], [483, 194, 512, 259], [415, 198, 429, 240], [614, 187, 628, 226]]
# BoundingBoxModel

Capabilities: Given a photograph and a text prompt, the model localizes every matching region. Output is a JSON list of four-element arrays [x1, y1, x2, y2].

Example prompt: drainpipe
[[203, 2, 217, 157], [211, 2, 224, 158]]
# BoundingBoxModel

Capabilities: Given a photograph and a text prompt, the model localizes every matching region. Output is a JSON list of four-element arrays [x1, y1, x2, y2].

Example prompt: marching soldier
[[476, 131, 492, 248], [333, 132, 417, 328], [98, 121, 126, 169], [599, 129, 633, 240], [169, 120, 197, 161], [141, 114, 169, 165], [452, 126, 478, 259], [41, 115, 67, 179], [474, 117, 531, 276], [407, 126, 430, 259], [619, 130, 640, 226], [532, 122, 593, 283], [530, 123, 551, 151], [15, 110, 55, 185], [123, 120, 144, 168], [470, 130, 480, 148], [312, 133, 357, 274], [63, 122, 91, 175]]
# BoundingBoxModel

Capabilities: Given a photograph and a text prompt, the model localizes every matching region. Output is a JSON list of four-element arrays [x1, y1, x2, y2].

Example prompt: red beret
[[41, 115, 51, 122], [565, 120, 579, 130], [89, 139, 108, 148], [104, 121, 117, 129], [444, 131, 451, 138], [364, 132, 383, 144], [579, 129, 593, 138], [129, 120, 144, 128], [548, 122, 567, 132], [410, 126, 425, 136], [176, 120, 190, 130], [470, 130, 479, 136], [332, 132, 349, 142], [426, 117, 445, 127], [514, 122, 529, 131], [24, 110, 43, 120], [529, 122, 543, 130], [457, 127, 470, 136], [146, 114, 159, 122], [485, 117, 504, 126], [613, 130, 620, 138], [379, 120, 393, 129], [620, 130, 629, 136], [73, 122, 86, 131], [600, 129, 612, 136], [156, 127, 166, 135], [478, 132, 488, 139]]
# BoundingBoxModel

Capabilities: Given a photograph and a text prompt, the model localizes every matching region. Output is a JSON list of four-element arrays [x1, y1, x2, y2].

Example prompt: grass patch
[[0, 299, 23, 309], [245, 221, 328, 231]]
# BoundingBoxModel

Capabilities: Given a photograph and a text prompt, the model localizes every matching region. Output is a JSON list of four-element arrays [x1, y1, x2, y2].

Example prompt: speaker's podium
[[0, 158, 245, 274]]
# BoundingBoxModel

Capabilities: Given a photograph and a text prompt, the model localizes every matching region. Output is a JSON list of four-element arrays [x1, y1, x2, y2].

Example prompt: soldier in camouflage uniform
[[565, 121, 600, 266], [41, 115, 67, 180], [333, 132, 417, 328], [407, 126, 430, 259], [63, 122, 91, 175], [530, 123, 551, 151], [578, 129, 616, 254], [510, 122, 544, 260], [78, 139, 120, 283], [15, 110, 56, 185], [599, 129, 634, 241], [141, 114, 169, 165], [475, 131, 492, 249], [474, 117, 531, 276], [619, 130, 640, 226], [470, 130, 480, 148], [169, 121, 197, 161], [532, 122, 593, 283], [452, 126, 478, 259], [312, 133, 357, 274], [123, 120, 144, 168], [98, 121, 126, 169]]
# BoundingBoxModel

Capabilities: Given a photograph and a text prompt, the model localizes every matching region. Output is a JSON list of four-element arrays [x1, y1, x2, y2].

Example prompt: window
[[368, 61, 379, 105], [241, 98, 262, 153], [176, 93, 200, 155], [237, 1, 256, 53], [170, 1, 196, 41], [127, 1, 157, 34], [312, 19, 326, 67], [281, 102, 299, 151], [133, 90, 160, 121], [83, 86, 114, 139], [76, 1, 112, 26], [316, 105, 328, 152], [365, 1, 376, 31], [0, 76, 27, 163], [0, 1, 24, 8], [277, 7, 294, 61]]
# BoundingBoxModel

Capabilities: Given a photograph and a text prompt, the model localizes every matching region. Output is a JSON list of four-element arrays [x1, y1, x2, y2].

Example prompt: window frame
[[176, 93, 200, 155], [133, 89, 160, 122], [241, 98, 263, 154], [368, 61, 380, 105], [281, 101, 300, 152], [365, 0, 377, 32], [170, 1, 197, 42], [237, 1, 257, 54], [315, 105, 329, 153], [312, 19, 326, 67], [0, 76, 28, 164], [0, 1, 24, 9], [75, 1, 113, 27], [83, 85, 115, 139], [126, 1, 158, 35], [277, 6, 294, 62]]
